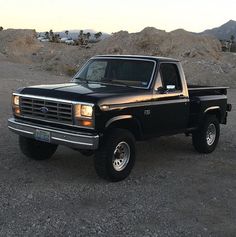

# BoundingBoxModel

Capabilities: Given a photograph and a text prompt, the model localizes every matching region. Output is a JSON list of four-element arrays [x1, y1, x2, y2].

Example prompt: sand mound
[[92, 27, 222, 60], [0, 27, 235, 87], [0, 29, 42, 63]]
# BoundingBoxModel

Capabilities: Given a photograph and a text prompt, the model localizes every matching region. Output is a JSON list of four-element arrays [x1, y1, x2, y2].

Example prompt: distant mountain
[[38, 29, 110, 40], [202, 20, 236, 40]]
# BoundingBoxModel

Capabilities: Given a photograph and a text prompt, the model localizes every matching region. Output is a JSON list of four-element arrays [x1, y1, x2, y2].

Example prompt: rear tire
[[192, 115, 220, 153], [19, 136, 58, 160], [94, 129, 136, 182]]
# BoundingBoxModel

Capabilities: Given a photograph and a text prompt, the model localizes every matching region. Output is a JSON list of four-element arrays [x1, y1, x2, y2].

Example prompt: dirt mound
[[1, 28, 235, 87], [92, 27, 222, 60], [0, 29, 42, 63], [36, 27, 225, 81]]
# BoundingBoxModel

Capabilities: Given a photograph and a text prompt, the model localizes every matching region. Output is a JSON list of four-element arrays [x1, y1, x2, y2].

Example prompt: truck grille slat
[[20, 97, 73, 125]]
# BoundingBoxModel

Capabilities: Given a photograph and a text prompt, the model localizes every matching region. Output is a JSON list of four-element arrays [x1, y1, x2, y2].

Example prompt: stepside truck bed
[[188, 85, 230, 128]]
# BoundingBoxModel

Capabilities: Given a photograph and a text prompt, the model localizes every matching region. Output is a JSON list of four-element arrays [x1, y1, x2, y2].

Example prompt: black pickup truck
[[8, 55, 232, 181]]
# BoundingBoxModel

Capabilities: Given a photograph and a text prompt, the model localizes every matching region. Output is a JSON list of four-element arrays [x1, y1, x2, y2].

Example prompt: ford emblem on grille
[[40, 107, 49, 114]]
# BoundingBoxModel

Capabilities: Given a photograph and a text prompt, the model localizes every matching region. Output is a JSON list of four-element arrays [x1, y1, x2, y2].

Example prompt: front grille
[[20, 97, 73, 125]]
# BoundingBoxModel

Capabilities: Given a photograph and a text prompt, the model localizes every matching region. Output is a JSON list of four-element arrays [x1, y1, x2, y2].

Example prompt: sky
[[0, 0, 235, 33]]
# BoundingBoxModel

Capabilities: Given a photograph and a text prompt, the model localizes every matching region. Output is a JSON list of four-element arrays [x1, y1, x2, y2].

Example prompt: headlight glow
[[81, 105, 93, 117], [12, 95, 21, 116], [13, 95, 20, 106], [74, 104, 93, 118]]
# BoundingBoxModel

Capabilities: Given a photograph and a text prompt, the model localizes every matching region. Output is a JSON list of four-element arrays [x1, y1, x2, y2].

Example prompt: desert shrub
[[45, 65, 54, 71], [64, 65, 77, 76], [25, 35, 34, 45], [137, 39, 150, 49]]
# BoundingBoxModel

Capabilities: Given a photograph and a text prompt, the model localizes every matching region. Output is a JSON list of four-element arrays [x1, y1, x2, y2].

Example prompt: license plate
[[35, 129, 50, 143]]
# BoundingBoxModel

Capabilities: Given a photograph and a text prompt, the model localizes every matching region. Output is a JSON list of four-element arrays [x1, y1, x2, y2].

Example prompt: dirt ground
[[0, 61, 236, 237]]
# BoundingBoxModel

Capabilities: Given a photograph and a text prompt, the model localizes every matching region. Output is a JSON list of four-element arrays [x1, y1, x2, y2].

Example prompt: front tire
[[19, 136, 58, 160], [192, 115, 220, 153], [94, 129, 136, 182]]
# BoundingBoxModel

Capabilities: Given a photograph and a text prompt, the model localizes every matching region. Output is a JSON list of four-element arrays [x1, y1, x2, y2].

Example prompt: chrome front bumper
[[8, 118, 99, 150]]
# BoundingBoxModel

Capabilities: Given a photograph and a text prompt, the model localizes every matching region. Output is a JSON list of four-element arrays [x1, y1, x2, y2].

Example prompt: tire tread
[[94, 129, 135, 182], [192, 115, 220, 153]]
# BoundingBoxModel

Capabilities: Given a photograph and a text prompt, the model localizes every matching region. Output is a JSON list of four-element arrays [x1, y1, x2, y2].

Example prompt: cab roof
[[93, 55, 179, 63]]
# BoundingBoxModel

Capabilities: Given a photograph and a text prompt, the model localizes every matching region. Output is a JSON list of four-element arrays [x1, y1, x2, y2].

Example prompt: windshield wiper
[[112, 81, 128, 86], [75, 77, 105, 84], [74, 77, 131, 87], [101, 78, 130, 87]]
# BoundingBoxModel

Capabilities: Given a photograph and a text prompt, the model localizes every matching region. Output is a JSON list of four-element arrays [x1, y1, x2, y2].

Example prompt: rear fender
[[203, 106, 221, 123]]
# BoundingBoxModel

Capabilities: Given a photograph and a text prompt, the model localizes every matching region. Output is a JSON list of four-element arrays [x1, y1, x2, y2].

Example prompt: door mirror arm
[[156, 86, 166, 94]]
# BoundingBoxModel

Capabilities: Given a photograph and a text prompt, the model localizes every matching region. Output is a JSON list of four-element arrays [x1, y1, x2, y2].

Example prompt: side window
[[160, 63, 182, 91]]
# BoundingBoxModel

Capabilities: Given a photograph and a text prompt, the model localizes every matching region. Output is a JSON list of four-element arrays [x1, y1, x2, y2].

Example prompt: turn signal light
[[14, 107, 21, 115], [79, 120, 93, 127]]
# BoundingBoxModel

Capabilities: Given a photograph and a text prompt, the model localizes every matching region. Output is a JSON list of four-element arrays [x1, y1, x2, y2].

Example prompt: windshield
[[73, 58, 155, 88]]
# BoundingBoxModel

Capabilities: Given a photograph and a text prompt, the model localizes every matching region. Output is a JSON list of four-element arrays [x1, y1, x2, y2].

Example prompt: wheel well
[[205, 109, 221, 122], [106, 119, 142, 140]]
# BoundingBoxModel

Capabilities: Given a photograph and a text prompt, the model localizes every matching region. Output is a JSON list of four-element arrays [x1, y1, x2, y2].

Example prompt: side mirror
[[166, 85, 176, 90]]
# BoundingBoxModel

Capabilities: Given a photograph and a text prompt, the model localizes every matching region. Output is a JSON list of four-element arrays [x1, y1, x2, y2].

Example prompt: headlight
[[74, 103, 94, 128], [12, 95, 20, 115], [81, 105, 93, 117], [13, 95, 20, 106], [74, 104, 93, 118]]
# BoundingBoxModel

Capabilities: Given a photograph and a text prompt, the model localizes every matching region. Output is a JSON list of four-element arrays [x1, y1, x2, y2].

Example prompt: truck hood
[[19, 82, 142, 104]]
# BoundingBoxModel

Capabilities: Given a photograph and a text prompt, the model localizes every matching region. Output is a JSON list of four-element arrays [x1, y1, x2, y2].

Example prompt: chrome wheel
[[112, 141, 130, 172], [206, 123, 216, 146]]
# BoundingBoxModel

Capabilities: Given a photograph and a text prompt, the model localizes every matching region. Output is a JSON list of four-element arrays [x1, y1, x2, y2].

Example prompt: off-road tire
[[192, 115, 220, 153], [94, 129, 136, 182], [19, 136, 58, 160]]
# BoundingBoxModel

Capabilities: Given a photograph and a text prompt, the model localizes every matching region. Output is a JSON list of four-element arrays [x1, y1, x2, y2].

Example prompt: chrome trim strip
[[51, 137, 93, 146], [103, 98, 189, 111], [13, 93, 79, 104], [13, 93, 94, 107], [8, 126, 34, 135], [105, 115, 133, 128], [73, 57, 157, 90], [204, 106, 220, 113], [8, 118, 99, 150], [8, 119, 97, 138]]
